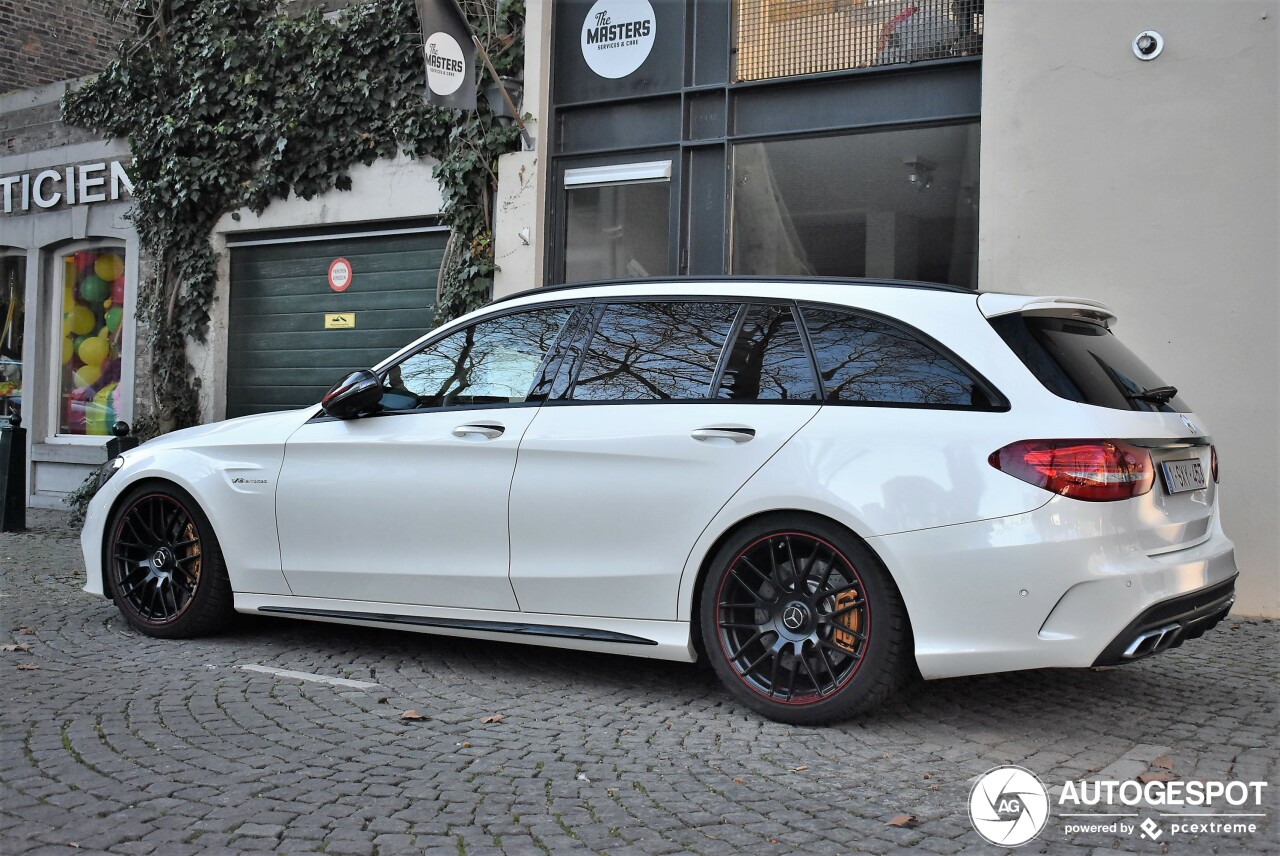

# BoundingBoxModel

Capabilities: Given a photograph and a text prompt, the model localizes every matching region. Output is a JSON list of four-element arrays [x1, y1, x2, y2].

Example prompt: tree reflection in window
[[572, 302, 739, 401], [802, 307, 989, 407], [718, 304, 818, 401], [384, 307, 571, 409]]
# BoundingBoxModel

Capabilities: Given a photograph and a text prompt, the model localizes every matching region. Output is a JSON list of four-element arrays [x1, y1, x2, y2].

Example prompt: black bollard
[[105, 421, 138, 459], [0, 412, 26, 532]]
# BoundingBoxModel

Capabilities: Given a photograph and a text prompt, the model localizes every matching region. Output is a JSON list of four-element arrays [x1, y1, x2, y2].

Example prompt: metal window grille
[[734, 0, 983, 82]]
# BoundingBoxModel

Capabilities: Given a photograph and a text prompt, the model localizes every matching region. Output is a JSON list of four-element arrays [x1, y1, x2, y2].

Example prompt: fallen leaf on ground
[[481, 714, 504, 724], [1152, 756, 1174, 770], [576, 772, 591, 782], [458, 741, 471, 748], [791, 765, 809, 772], [887, 814, 917, 828], [377, 697, 388, 704], [1138, 772, 1180, 783], [1, 643, 30, 652], [17, 627, 34, 635], [732, 777, 744, 784], [16, 663, 38, 671], [399, 709, 426, 721]]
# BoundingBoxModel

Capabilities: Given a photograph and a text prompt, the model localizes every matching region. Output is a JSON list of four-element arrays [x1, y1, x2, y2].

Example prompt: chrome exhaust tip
[[1121, 622, 1182, 659]]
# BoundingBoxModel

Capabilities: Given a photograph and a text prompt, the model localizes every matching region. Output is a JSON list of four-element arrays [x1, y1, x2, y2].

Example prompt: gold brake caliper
[[832, 590, 861, 652]]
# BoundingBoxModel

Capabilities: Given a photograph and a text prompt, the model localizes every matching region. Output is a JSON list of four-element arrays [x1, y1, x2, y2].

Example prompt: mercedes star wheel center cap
[[782, 603, 807, 631]]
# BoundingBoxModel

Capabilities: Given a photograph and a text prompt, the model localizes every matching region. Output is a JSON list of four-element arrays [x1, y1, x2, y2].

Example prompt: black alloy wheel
[[107, 484, 233, 638], [701, 514, 909, 724]]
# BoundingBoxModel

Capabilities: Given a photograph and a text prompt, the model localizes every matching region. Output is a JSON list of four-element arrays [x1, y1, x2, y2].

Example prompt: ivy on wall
[[62, 0, 524, 439]]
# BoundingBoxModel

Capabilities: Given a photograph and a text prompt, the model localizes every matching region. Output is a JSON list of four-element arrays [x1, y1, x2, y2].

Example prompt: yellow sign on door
[[324, 313, 355, 329]]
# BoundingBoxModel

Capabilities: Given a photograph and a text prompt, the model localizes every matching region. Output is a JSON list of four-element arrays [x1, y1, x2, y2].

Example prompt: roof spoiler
[[977, 293, 1117, 325]]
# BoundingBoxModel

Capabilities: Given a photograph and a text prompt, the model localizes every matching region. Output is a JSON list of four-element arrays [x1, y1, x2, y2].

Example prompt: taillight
[[989, 439, 1154, 501], [1210, 444, 1219, 483]]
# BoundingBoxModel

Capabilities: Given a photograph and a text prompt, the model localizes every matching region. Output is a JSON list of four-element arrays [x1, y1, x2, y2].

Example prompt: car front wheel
[[105, 483, 233, 638], [700, 514, 910, 724]]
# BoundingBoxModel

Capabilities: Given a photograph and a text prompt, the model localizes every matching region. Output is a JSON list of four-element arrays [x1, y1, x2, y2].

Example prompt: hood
[[127, 407, 319, 455]]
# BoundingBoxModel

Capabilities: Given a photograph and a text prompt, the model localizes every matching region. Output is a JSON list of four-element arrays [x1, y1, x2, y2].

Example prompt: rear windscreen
[[989, 314, 1190, 412]]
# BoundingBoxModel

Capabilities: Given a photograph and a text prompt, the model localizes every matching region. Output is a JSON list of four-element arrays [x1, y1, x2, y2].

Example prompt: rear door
[[508, 300, 822, 620]]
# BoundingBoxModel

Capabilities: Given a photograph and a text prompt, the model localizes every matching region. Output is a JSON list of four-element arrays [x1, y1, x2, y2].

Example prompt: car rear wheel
[[105, 483, 233, 638], [700, 514, 910, 724]]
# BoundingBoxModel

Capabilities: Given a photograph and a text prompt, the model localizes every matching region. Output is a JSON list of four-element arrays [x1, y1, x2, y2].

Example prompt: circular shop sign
[[581, 0, 656, 80], [424, 31, 467, 96], [968, 765, 1050, 847], [328, 258, 353, 292]]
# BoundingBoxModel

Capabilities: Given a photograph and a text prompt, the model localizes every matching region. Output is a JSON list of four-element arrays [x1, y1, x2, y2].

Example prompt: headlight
[[96, 456, 126, 491]]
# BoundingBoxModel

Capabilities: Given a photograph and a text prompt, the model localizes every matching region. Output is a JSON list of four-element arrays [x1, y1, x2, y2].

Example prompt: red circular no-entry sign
[[328, 258, 353, 292]]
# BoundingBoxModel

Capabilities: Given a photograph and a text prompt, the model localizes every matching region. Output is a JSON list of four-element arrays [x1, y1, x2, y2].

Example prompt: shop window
[[734, 0, 983, 82], [730, 123, 979, 288], [57, 247, 127, 436], [564, 161, 671, 283], [0, 255, 24, 421]]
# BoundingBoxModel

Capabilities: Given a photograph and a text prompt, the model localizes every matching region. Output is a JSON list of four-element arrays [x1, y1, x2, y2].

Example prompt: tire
[[699, 513, 910, 724], [104, 483, 234, 638]]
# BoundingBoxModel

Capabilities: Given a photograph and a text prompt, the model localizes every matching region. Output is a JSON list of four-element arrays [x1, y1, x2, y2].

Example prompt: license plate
[[1160, 458, 1207, 494]]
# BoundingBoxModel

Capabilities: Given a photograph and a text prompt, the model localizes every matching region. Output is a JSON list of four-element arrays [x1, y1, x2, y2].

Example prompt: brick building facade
[[0, 0, 131, 95]]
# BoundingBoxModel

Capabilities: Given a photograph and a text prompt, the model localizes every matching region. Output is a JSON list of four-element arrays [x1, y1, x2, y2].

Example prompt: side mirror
[[321, 370, 382, 419]]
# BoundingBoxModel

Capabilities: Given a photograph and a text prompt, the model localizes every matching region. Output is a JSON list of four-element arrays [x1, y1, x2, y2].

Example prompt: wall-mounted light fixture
[[904, 156, 935, 190], [483, 77, 524, 126]]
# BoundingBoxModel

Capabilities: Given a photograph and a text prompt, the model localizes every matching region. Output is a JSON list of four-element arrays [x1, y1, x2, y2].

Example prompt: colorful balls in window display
[[62, 338, 74, 365], [79, 274, 108, 304], [72, 364, 101, 389], [74, 251, 95, 274], [94, 254, 124, 282], [110, 277, 125, 307], [78, 332, 109, 368], [67, 304, 96, 336], [105, 306, 123, 334]]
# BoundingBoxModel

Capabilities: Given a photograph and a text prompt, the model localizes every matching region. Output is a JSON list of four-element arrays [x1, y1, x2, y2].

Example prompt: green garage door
[[226, 229, 447, 418]]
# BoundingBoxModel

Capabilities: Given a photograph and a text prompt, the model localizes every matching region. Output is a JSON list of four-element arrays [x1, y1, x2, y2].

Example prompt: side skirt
[[234, 593, 698, 662], [258, 606, 657, 646]]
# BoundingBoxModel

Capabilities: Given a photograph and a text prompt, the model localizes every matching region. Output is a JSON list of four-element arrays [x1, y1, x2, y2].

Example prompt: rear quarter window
[[989, 314, 1190, 412], [800, 305, 1001, 410]]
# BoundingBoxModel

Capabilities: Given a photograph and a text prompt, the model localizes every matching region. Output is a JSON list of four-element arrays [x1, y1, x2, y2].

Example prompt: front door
[[274, 304, 573, 609]]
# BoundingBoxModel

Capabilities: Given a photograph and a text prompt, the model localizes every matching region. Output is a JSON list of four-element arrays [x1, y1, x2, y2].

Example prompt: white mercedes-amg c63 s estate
[[81, 278, 1238, 723]]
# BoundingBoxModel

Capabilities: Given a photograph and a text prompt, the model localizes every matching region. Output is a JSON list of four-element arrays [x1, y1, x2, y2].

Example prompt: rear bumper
[[870, 497, 1238, 679], [1091, 576, 1235, 666]]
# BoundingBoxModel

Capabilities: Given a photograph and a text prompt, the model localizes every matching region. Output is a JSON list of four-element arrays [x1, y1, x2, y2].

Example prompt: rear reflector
[[989, 439, 1155, 501]]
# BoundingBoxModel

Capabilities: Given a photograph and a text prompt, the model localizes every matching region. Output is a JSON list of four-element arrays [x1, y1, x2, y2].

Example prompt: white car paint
[[81, 279, 1237, 681]]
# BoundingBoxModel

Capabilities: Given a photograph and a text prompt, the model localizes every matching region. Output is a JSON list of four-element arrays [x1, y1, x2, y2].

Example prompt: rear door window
[[989, 314, 1189, 412], [801, 305, 999, 409], [570, 302, 739, 400], [716, 304, 819, 401]]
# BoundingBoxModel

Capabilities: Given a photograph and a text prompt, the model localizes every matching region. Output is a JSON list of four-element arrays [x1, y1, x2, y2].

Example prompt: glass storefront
[[0, 256, 23, 421], [730, 123, 980, 287], [58, 246, 127, 436]]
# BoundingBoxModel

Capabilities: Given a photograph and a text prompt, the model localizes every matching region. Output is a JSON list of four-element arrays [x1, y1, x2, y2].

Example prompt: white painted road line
[[239, 664, 380, 689]]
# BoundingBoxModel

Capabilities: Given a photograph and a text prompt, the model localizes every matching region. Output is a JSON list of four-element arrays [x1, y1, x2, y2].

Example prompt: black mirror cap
[[321, 370, 382, 419]]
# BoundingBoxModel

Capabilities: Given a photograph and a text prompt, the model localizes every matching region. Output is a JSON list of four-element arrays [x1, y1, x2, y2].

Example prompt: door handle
[[691, 426, 756, 444], [452, 423, 505, 440]]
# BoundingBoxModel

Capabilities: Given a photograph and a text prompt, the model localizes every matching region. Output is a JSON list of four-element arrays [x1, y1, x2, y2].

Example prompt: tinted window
[[990, 314, 1189, 412], [572, 302, 738, 401], [717, 304, 819, 401], [802, 306, 993, 408], [382, 307, 571, 410]]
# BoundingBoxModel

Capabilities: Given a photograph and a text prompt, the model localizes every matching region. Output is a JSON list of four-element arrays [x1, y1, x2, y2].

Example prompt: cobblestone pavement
[[2, 510, 1277, 856]]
